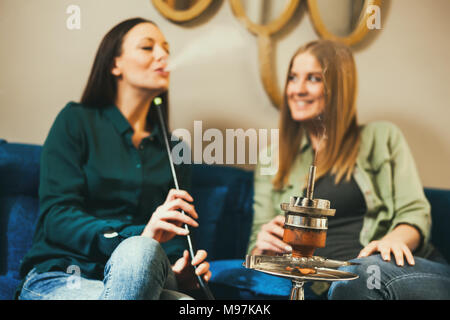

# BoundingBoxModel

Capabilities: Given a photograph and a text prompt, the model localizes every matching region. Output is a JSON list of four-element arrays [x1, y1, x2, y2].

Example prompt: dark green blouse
[[19, 102, 190, 280]]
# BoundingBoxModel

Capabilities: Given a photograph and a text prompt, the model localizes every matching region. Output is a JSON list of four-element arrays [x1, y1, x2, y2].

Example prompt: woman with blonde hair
[[248, 39, 450, 299]]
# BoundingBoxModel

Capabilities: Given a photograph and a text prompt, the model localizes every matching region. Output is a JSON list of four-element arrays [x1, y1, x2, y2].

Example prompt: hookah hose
[[154, 97, 215, 300]]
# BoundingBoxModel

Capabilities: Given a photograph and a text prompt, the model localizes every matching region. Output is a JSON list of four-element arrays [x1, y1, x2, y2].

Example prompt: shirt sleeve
[[247, 147, 278, 255], [39, 105, 140, 260], [387, 124, 431, 251]]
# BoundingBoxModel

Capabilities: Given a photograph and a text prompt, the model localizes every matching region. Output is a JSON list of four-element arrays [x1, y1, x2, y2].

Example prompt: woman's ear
[[111, 68, 121, 77], [111, 57, 122, 77]]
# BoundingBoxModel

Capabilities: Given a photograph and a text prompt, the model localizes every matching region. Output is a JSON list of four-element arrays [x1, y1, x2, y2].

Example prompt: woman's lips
[[291, 99, 314, 109], [155, 68, 169, 77]]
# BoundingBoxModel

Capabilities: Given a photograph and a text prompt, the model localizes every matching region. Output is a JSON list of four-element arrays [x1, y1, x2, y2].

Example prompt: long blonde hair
[[273, 40, 360, 190]]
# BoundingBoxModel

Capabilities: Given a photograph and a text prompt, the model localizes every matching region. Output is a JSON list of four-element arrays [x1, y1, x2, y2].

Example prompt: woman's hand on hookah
[[172, 249, 211, 291], [141, 189, 199, 243], [252, 215, 293, 255]]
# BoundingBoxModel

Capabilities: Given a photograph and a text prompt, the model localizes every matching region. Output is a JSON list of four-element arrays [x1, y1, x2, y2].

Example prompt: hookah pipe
[[153, 97, 215, 300], [282, 131, 328, 259], [245, 161, 359, 300], [243, 126, 360, 300]]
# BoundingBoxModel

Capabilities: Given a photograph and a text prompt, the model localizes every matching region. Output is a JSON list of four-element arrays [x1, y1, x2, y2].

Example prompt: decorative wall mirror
[[241, 0, 293, 26], [152, 0, 384, 108], [152, 0, 213, 22], [308, 0, 383, 45], [230, 0, 301, 36], [229, 0, 301, 108], [230, 0, 382, 108]]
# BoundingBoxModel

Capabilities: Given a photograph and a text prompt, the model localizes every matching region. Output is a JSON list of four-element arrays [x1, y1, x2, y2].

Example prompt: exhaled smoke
[[166, 24, 251, 71]]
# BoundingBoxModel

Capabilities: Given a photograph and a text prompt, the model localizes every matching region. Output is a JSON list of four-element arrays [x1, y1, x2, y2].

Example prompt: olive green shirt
[[19, 102, 190, 280], [248, 121, 433, 258]]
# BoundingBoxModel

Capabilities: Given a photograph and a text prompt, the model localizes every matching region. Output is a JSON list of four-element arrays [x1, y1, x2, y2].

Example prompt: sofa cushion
[[192, 165, 254, 260], [0, 143, 42, 279], [190, 186, 228, 261], [0, 273, 21, 300], [0, 143, 41, 197], [0, 195, 40, 276], [425, 188, 450, 262]]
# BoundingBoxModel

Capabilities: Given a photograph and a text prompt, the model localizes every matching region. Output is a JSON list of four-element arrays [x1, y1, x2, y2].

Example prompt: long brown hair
[[273, 40, 360, 190], [80, 17, 169, 131]]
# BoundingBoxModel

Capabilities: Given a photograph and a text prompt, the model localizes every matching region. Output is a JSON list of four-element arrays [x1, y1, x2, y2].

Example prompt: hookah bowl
[[244, 166, 359, 300]]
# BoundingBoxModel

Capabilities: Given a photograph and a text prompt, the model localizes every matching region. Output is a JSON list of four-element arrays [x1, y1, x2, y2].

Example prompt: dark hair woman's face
[[111, 22, 170, 93]]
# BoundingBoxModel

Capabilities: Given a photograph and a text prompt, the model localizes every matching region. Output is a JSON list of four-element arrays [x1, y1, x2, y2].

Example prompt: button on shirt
[[19, 102, 191, 280]]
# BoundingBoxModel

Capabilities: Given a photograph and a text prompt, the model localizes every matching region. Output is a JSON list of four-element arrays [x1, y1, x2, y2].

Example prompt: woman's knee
[[328, 255, 388, 300], [101, 236, 174, 299], [109, 236, 168, 270]]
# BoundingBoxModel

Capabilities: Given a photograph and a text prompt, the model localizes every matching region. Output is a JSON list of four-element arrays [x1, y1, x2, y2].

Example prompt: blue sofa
[[1, 140, 449, 300]]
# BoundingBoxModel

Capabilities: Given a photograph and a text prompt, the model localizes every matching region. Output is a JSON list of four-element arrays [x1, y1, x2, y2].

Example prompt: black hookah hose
[[154, 98, 215, 300]]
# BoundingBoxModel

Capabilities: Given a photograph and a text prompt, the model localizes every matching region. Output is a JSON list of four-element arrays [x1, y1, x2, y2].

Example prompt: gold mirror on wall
[[241, 0, 291, 26], [230, 0, 382, 108], [230, 0, 301, 108], [307, 0, 382, 45], [152, 0, 383, 109], [313, 0, 365, 37], [152, 0, 213, 22], [230, 0, 301, 37]]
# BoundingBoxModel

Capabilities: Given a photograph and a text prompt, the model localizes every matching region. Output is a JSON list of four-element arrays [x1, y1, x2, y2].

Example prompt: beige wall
[[1, 0, 449, 189]]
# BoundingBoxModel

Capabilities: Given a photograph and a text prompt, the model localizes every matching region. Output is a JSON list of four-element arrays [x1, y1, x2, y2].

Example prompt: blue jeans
[[328, 254, 450, 300], [18, 236, 193, 300]]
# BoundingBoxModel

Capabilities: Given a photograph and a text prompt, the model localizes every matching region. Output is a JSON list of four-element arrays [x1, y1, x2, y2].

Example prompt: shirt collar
[[298, 133, 311, 154], [102, 105, 164, 144], [103, 105, 132, 135]]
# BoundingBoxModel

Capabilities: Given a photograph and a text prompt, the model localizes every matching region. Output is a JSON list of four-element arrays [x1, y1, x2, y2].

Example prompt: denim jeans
[[18, 236, 193, 300], [328, 254, 450, 300]]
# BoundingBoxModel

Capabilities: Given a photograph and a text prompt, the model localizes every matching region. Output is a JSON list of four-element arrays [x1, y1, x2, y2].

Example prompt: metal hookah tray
[[244, 254, 359, 282]]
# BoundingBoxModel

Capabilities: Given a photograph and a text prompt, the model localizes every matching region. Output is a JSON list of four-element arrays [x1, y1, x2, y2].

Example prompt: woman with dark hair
[[248, 40, 450, 299], [17, 17, 210, 300]]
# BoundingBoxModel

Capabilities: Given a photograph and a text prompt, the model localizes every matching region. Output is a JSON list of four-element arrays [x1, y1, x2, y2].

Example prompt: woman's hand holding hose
[[141, 189, 199, 243]]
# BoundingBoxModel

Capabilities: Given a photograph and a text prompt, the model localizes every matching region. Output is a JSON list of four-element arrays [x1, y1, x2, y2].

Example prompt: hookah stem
[[306, 117, 323, 200], [155, 103, 215, 300], [306, 150, 317, 200], [306, 163, 317, 200]]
